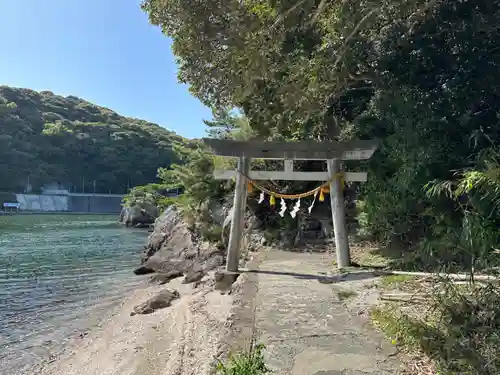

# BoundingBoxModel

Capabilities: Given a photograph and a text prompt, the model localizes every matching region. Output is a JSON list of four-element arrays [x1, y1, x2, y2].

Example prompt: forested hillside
[[0, 86, 187, 193]]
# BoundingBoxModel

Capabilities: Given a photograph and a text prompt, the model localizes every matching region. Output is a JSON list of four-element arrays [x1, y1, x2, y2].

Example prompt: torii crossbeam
[[203, 138, 379, 272]]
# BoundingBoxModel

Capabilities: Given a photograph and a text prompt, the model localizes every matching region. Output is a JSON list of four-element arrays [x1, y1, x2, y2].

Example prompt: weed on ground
[[371, 282, 500, 375], [215, 344, 269, 375]]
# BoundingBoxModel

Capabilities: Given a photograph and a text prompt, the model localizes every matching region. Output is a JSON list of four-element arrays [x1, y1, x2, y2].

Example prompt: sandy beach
[[34, 276, 238, 375]]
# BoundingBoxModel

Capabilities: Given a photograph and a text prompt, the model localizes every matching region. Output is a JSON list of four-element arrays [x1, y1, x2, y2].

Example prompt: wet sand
[[35, 278, 237, 375]]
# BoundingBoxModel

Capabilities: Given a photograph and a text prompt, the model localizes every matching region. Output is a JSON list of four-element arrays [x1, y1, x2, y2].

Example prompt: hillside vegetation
[[0, 86, 187, 194]]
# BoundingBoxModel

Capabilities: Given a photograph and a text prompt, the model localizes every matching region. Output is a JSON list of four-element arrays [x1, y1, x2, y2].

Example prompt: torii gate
[[202, 138, 379, 272]]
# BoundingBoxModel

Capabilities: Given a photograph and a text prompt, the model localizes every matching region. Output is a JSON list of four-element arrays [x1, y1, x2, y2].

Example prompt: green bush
[[201, 224, 223, 244], [372, 282, 500, 375], [215, 344, 269, 375]]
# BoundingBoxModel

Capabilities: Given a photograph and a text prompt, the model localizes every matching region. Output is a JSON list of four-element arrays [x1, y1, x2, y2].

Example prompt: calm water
[[0, 214, 149, 374]]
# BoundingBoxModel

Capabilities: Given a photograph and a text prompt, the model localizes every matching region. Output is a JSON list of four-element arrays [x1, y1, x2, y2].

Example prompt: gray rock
[[140, 207, 226, 282], [133, 266, 155, 275], [133, 223, 152, 229], [203, 254, 225, 270], [182, 268, 205, 284], [137, 204, 264, 286], [120, 203, 159, 227], [130, 289, 180, 316], [149, 270, 183, 285]]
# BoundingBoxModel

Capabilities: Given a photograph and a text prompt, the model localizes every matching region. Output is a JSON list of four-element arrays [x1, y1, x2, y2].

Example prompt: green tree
[[142, 0, 500, 270]]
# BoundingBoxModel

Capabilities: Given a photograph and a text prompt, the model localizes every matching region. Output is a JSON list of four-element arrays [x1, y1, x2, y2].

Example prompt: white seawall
[[15, 194, 69, 212]]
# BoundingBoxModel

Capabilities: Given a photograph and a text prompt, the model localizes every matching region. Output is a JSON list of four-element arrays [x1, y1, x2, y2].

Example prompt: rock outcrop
[[120, 203, 159, 227], [130, 288, 180, 315], [149, 270, 184, 284], [136, 206, 226, 284]]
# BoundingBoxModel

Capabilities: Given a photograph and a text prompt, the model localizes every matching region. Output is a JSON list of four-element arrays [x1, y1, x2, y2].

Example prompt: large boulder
[[138, 206, 225, 281], [130, 288, 180, 316], [120, 203, 159, 227]]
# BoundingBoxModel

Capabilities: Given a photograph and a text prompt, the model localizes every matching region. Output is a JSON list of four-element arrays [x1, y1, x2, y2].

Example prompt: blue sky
[[0, 0, 212, 139]]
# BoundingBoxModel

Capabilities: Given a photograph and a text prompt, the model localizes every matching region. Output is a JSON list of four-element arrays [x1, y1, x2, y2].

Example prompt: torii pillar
[[203, 138, 379, 272]]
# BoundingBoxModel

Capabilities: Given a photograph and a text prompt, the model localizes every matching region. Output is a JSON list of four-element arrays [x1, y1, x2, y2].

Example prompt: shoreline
[[33, 274, 242, 375], [0, 215, 152, 375]]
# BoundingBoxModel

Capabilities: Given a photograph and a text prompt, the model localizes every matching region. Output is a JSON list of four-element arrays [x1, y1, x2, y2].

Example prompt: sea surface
[[0, 214, 149, 375]]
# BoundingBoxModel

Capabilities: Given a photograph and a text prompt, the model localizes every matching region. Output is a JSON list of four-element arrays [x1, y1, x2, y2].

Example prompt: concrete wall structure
[[16, 194, 69, 212], [15, 193, 123, 214], [67, 194, 123, 214]]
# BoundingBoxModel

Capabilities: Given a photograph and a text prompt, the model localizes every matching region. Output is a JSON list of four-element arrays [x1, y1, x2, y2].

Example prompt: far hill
[[0, 86, 188, 194]]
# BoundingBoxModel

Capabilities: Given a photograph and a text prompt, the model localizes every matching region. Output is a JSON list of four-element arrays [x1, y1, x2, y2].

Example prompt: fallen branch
[[382, 292, 427, 297], [373, 270, 499, 282], [380, 295, 429, 303], [380, 292, 430, 302], [380, 282, 491, 303], [451, 281, 488, 287]]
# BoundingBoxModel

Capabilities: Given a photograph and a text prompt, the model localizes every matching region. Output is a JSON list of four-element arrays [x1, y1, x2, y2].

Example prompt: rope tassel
[[270, 195, 276, 206]]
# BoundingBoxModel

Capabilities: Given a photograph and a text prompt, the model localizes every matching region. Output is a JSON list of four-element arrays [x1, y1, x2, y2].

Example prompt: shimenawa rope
[[236, 170, 344, 200]]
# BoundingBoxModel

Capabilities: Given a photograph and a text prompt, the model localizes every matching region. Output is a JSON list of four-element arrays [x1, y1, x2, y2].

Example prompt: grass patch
[[336, 289, 358, 300], [379, 275, 417, 288], [347, 242, 396, 269], [371, 282, 500, 375], [215, 344, 269, 375], [371, 306, 426, 352], [356, 250, 391, 268]]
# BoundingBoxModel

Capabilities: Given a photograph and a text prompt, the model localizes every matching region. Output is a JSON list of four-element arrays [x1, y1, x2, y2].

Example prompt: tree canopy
[[139, 5, 500, 370], [142, 0, 500, 272], [0, 86, 187, 194]]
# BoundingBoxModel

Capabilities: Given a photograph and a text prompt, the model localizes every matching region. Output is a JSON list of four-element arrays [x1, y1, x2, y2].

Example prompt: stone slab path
[[243, 249, 404, 375]]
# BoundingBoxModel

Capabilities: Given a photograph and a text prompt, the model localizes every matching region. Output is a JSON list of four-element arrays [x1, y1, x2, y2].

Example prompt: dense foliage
[[373, 281, 500, 375], [0, 86, 186, 194], [142, 0, 500, 272], [124, 112, 252, 241]]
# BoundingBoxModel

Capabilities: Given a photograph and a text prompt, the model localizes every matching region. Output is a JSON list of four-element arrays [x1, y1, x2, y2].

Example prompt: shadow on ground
[[241, 269, 379, 284]]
